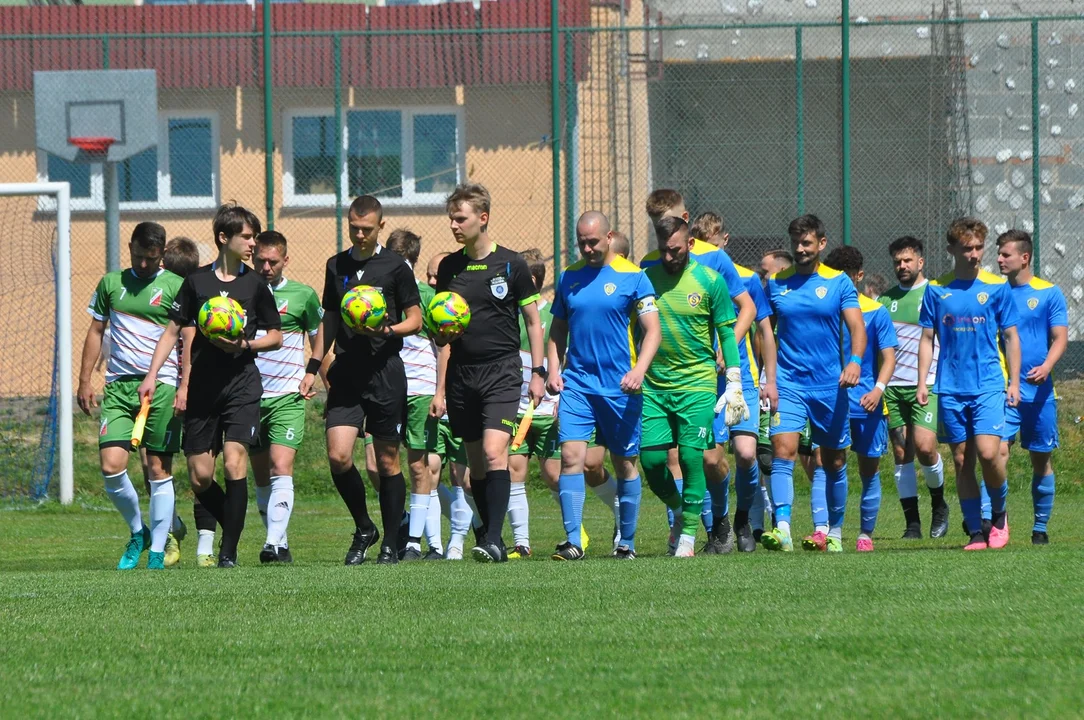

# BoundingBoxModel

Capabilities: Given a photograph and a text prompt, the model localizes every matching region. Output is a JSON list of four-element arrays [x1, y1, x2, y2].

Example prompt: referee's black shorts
[[446, 355, 521, 443], [325, 353, 407, 442], [183, 363, 263, 455]]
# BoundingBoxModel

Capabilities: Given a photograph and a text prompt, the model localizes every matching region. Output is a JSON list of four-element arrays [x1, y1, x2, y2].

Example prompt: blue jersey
[[1009, 277, 1068, 404], [767, 264, 860, 391], [844, 295, 898, 417], [718, 264, 772, 394], [641, 239, 746, 302], [919, 270, 1019, 397], [552, 256, 656, 397]]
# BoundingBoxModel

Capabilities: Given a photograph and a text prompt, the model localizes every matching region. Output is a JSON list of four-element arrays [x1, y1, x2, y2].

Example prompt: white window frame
[[35, 110, 220, 213], [282, 105, 465, 209]]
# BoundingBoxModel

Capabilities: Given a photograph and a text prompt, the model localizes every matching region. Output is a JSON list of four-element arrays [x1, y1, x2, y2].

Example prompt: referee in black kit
[[430, 184, 547, 563]]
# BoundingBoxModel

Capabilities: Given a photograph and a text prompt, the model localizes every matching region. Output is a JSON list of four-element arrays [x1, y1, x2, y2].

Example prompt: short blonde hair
[[446, 183, 491, 218]]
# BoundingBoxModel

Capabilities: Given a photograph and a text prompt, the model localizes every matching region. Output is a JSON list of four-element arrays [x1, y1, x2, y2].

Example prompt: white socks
[[591, 473, 620, 529], [103, 470, 142, 535], [148, 477, 175, 553], [507, 482, 530, 548], [408, 492, 431, 542], [462, 489, 482, 530], [921, 455, 945, 489], [425, 489, 443, 554], [196, 530, 215, 557], [267, 476, 294, 548], [894, 462, 918, 499], [449, 486, 472, 551]]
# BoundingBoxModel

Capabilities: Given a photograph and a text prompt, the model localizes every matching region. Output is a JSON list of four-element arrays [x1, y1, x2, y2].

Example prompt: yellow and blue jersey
[[641, 238, 746, 303], [734, 263, 772, 392], [767, 264, 860, 391], [1009, 277, 1067, 404], [843, 294, 898, 417], [920, 270, 1019, 397], [552, 256, 656, 397]]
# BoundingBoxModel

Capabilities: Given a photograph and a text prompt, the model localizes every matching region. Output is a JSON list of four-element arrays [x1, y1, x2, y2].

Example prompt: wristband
[[849, 355, 862, 366], [875, 381, 886, 392], [305, 358, 323, 375]]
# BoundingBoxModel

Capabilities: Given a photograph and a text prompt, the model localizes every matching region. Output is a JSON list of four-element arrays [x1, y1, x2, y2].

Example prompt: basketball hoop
[[68, 136, 115, 155]]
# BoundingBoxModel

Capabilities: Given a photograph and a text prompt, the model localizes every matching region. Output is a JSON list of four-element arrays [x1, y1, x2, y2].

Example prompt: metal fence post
[[841, 0, 851, 244], [101, 35, 110, 70], [334, 33, 344, 253], [262, 0, 275, 231], [1032, 19, 1041, 269], [564, 30, 578, 265], [551, 0, 562, 281], [795, 26, 804, 215]]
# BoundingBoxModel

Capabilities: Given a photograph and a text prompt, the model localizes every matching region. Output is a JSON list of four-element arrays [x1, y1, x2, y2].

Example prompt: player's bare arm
[[211, 327, 282, 354], [546, 315, 569, 395], [732, 289, 756, 346], [1027, 325, 1068, 385], [355, 304, 423, 339], [77, 318, 107, 415], [519, 300, 546, 404], [174, 325, 196, 414], [839, 306, 867, 388], [429, 343, 451, 419], [299, 310, 335, 397], [860, 345, 896, 413], [137, 319, 183, 403], [916, 327, 936, 406], [756, 315, 779, 412], [622, 309, 660, 394], [1002, 325, 1022, 407]]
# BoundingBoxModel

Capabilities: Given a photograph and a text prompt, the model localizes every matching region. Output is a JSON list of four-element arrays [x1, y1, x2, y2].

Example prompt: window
[[284, 106, 464, 208], [37, 111, 218, 212]]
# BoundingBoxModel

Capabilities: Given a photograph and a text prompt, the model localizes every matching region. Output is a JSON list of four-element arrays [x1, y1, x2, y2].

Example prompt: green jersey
[[88, 269, 185, 384], [517, 299, 556, 416], [255, 278, 322, 397], [403, 280, 438, 396], [642, 260, 735, 393], [878, 280, 938, 387]]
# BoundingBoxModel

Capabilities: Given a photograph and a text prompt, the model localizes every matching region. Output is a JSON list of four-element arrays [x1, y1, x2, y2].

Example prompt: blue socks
[[1032, 474, 1055, 533], [558, 473, 586, 547], [769, 458, 795, 524], [666, 477, 684, 528], [961, 496, 983, 536], [826, 464, 848, 530], [979, 481, 992, 521], [860, 472, 881, 535], [735, 463, 758, 511], [988, 481, 1008, 517], [705, 472, 729, 530], [811, 465, 828, 528], [616, 476, 642, 551]]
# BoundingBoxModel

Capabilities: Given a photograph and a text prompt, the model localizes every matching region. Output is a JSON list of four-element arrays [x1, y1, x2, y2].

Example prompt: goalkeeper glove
[[714, 367, 749, 427]]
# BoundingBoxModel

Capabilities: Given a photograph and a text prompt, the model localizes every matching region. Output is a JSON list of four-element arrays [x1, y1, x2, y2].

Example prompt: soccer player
[[878, 237, 949, 539], [691, 211, 728, 248], [386, 228, 445, 561], [995, 230, 1067, 544], [139, 204, 283, 568], [78, 222, 185, 570], [758, 249, 793, 281], [430, 183, 547, 563], [547, 210, 660, 560], [761, 215, 866, 552], [917, 217, 1021, 550], [610, 231, 631, 260], [299, 195, 422, 565], [249, 231, 322, 564], [641, 216, 747, 557], [824, 247, 898, 551]]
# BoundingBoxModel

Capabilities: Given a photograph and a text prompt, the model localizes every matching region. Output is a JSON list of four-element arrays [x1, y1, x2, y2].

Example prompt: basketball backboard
[[34, 70, 158, 164]]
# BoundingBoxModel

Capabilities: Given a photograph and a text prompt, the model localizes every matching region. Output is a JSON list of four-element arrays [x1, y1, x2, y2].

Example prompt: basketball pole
[[103, 160, 120, 272]]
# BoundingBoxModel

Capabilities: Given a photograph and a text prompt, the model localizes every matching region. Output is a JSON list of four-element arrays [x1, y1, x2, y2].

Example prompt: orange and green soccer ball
[[427, 291, 471, 334], [341, 285, 387, 331], [198, 296, 245, 340]]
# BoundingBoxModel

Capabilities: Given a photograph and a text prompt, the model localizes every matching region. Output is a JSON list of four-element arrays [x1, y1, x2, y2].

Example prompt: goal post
[[0, 182, 72, 504]]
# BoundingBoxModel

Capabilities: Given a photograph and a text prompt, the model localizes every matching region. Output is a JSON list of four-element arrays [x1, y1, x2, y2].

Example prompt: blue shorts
[[850, 414, 888, 458], [1003, 399, 1058, 452], [770, 384, 850, 450], [937, 390, 1006, 444], [558, 386, 642, 456], [713, 386, 761, 444]]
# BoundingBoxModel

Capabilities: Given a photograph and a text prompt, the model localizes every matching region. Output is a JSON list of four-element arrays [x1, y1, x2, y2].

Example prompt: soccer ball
[[341, 285, 387, 331], [198, 296, 245, 340], [427, 291, 471, 334]]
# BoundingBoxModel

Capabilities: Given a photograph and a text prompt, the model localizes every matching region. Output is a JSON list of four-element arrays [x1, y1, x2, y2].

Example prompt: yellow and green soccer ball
[[427, 291, 471, 334], [198, 296, 245, 340], [341, 285, 387, 331]]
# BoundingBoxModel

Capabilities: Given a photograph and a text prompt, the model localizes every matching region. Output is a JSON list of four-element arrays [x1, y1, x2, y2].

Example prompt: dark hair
[[691, 211, 725, 240], [946, 216, 987, 246], [824, 245, 864, 275], [255, 230, 288, 256], [787, 214, 826, 242], [645, 188, 684, 219], [131, 221, 166, 251], [653, 215, 689, 244], [212, 203, 261, 248], [163, 237, 200, 278], [349, 195, 384, 221], [386, 228, 422, 265], [520, 248, 546, 292], [888, 235, 924, 257], [997, 229, 1033, 261], [764, 249, 794, 264], [864, 272, 888, 298]]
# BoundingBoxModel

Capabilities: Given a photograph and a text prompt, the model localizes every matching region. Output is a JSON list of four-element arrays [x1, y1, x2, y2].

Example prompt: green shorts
[[99, 376, 182, 454], [642, 390, 715, 451], [884, 386, 939, 433], [757, 404, 771, 448], [405, 395, 439, 452], [510, 413, 560, 460], [259, 393, 306, 450]]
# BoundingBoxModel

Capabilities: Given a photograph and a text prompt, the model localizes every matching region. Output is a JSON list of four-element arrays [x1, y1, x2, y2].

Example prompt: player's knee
[[756, 444, 773, 475], [327, 447, 354, 474]]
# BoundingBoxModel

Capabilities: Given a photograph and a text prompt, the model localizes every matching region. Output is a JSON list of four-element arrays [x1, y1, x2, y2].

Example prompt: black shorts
[[325, 353, 406, 442], [446, 355, 521, 442], [183, 363, 263, 455]]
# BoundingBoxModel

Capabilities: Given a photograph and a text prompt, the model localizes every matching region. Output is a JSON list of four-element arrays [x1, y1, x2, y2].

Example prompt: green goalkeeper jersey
[[642, 260, 735, 393]]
